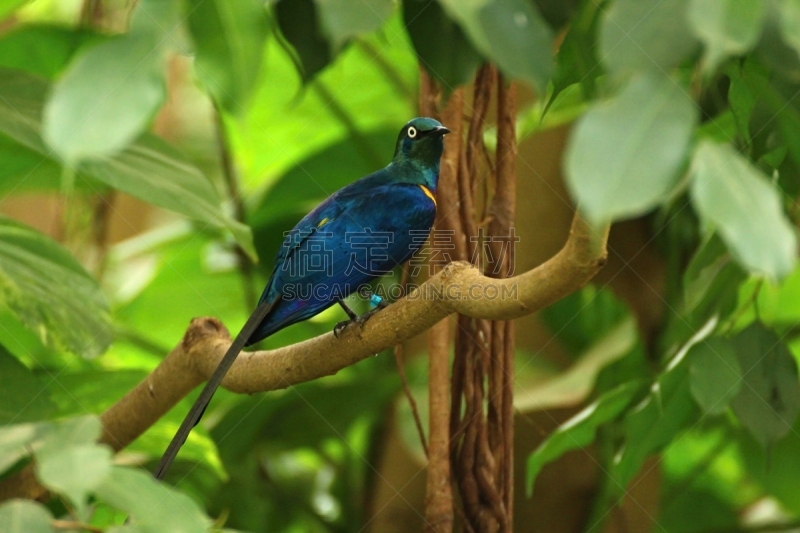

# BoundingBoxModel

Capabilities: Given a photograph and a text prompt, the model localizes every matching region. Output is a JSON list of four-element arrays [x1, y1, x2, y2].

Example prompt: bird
[[154, 117, 450, 479]]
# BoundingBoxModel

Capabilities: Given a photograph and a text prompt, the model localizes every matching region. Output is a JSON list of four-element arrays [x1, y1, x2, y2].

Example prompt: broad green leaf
[[695, 110, 738, 142], [78, 134, 256, 260], [660, 428, 742, 531], [526, 381, 643, 496], [0, 25, 101, 79], [0, 69, 255, 259], [42, 32, 166, 162], [543, 0, 600, 116], [516, 318, 638, 411], [565, 73, 696, 225], [40, 0, 183, 162], [741, 415, 800, 515], [0, 135, 63, 193], [613, 361, 698, 488], [440, 0, 553, 92], [274, 0, 332, 81], [186, 0, 269, 112], [316, 0, 394, 49], [0, 216, 111, 357], [612, 321, 715, 487], [730, 324, 800, 446], [0, 423, 42, 473], [780, 0, 800, 59], [0, 346, 56, 423], [36, 444, 112, 513], [40, 415, 103, 449], [689, 140, 797, 280], [0, 67, 49, 152], [540, 284, 630, 355], [600, 0, 698, 76], [726, 61, 761, 144], [0, 500, 53, 533], [403, 0, 483, 89], [688, 337, 742, 415], [683, 233, 748, 327], [96, 466, 211, 532], [688, 0, 765, 74]]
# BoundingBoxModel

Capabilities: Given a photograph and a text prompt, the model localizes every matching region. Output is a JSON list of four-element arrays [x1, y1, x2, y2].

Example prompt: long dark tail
[[153, 300, 275, 480]]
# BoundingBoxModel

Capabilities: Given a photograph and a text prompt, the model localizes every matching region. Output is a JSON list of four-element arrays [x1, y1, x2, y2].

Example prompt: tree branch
[[0, 214, 608, 502]]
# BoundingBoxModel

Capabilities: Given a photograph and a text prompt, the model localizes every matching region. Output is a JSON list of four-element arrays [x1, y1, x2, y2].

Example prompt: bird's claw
[[332, 300, 388, 338], [333, 320, 350, 338]]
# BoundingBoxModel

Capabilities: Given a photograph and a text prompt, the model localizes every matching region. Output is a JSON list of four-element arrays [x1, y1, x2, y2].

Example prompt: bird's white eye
[[408, 126, 417, 138]]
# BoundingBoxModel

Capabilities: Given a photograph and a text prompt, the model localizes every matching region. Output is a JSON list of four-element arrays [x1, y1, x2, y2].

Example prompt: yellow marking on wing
[[317, 217, 331, 228], [419, 185, 437, 206]]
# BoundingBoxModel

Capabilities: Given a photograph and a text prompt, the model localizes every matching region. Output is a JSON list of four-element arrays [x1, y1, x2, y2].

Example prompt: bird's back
[[248, 167, 437, 344]]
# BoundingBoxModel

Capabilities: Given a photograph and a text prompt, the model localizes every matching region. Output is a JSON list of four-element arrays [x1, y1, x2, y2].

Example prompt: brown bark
[[427, 317, 453, 533], [423, 84, 464, 533]]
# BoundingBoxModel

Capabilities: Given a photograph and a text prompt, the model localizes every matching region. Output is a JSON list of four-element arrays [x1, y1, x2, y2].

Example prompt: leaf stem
[[214, 102, 257, 310]]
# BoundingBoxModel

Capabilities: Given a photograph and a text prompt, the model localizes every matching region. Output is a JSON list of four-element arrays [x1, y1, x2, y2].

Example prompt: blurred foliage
[[0, 0, 799, 532]]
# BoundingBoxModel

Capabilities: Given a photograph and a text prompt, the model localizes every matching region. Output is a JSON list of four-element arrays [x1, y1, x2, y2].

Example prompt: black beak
[[435, 125, 451, 136]]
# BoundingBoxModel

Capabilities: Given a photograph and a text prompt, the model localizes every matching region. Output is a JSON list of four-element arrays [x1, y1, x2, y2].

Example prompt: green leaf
[[0, 423, 43, 473], [440, 0, 553, 92], [0, 69, 255, 260], [96, 466, 211, 532], [403, 0, 483, 89], [600, 0, 698, 77], [40, 416, 103, 448], [516, 317, 638, 411], [42, 32, 166, 162], [35, 444, 112, 513], [526, 381, 643, 496], [683, 232, 748, 326], [315, 0, 394, 49], [779, 0, 800, 59], [612, 321, 715, 487], [274, 0, 332, 81], [78, 134, 256, 260], [540, 284, 631, 356], [730, 324, 800, 446], [0, 346, 56, 424], [0, 500, 53, 533], [614, 362, 698, 487], [695, 109, 738, 142], [726, 61, 760, 144], [186, 0, 269, 112], [0, 216, 111, 357], [688, 337, 742, 415], [688, 0, 765, 74], [543, 0, 600, 115], [565, 72, 696, 225], [0, 25, 101, 79], [689, 140, 797, 280]]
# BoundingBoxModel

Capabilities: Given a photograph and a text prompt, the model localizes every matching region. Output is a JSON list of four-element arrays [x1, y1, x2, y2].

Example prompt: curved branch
[[0, 214, 608, 502]]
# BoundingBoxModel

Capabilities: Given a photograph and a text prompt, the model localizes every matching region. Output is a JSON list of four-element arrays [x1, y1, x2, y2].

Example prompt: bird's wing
[[258, 196, 348, 305]]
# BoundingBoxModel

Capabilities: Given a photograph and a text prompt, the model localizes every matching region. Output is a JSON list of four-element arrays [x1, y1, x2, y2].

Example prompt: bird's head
[[392, 117, 450, 174]]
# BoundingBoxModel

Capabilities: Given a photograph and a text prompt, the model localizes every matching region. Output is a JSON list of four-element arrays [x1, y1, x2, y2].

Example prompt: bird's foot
[[333, 295, 389, 338]]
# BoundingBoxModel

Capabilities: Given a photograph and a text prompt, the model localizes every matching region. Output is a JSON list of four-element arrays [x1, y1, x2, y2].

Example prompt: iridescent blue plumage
[[155, 117, 449, 479], [247, 116, 447, 343]]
